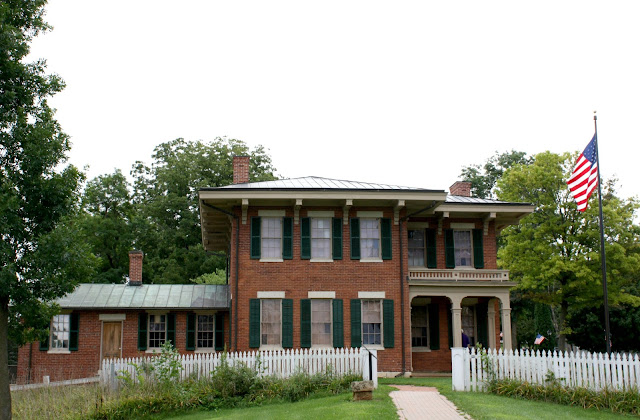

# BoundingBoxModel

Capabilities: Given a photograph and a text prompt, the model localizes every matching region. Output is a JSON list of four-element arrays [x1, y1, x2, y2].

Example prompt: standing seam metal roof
[[208, 176, 436, 191], [56, 284, 230, 309]]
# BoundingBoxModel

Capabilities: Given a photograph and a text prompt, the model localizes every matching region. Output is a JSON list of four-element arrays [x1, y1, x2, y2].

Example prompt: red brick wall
[[230, 206, 412, 373], [16, 310, 229, 384]]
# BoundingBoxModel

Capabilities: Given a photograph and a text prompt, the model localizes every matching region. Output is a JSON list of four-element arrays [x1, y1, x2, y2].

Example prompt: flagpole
[[594, 112, 612, 354]]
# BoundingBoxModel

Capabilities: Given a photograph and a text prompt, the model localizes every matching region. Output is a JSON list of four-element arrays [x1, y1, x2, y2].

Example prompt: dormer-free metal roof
[[56, 284, 230, 310], [198, 176, 534, 252]]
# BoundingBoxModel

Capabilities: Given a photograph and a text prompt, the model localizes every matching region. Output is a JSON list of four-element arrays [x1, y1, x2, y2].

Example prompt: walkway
[[389, 385, 471, 420]]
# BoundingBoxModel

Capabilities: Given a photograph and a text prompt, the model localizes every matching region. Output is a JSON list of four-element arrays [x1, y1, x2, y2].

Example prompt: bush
[[488, 377, 640, 416]]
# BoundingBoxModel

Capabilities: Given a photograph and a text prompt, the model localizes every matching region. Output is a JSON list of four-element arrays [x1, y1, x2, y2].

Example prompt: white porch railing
[[101, 347, 377, 388], [409, 269, 510, 282], [452, 347, 640, 392]]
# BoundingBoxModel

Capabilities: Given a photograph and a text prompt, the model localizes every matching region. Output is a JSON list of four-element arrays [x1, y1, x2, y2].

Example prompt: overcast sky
[[29, 0, 640, 200]]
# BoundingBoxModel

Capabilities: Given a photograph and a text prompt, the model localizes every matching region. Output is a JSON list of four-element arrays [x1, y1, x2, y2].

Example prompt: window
[[51, 314, 70, 350], [444, 228, 484, 269], [462, 306, 476, 346], [411, 305, 428, 347], [311, 300, 332, 346], [261, 299, 282, 347], [454, 230, 472, 267], [360, 219, 380, 259], [261, 217, 282, 259], [311, 218, 331, 259], [148, 314, 166, 348], [408, 230, 425, 266], [197, 315, 214, 348], [362, 300, 382, 345]]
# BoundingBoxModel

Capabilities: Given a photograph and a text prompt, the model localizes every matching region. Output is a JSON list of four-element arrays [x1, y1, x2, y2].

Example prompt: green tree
[[496, 151, 640, 351], [130, 137, 277, 284], [460, 150, 531, 198], [77, 170, 134, 283], [1, 2, 95, 415]]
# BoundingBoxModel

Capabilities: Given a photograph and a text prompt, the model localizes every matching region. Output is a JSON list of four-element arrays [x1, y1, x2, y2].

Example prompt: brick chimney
[[233, 156, 250, 184], [449, 181, 472, 197], [128, 250, 144, 286]]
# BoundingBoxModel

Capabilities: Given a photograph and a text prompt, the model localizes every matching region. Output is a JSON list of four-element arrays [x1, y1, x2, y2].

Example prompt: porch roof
[[56, 284, 230, 310]]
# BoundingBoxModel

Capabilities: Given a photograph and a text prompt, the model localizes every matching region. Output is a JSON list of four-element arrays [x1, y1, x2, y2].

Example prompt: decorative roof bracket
[[294, 199, 302, 224], [343, 199, 352, 225], [241, 199, 249, 225], [394, 200, 405, 225], [484, 212, 496, 235]]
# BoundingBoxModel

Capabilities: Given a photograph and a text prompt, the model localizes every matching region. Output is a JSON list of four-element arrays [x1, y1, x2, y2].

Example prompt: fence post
[[451, 347, 466, 391], [362, 348, 378, 389]]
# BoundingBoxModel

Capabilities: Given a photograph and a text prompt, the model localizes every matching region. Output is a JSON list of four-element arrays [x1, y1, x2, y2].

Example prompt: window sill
[[360, 259, 383, 263], [361, 345, 384, 351], [47, 349, 71, 355], [194, 348, 216, 354], [310, 258, 333, 263], [259, 345, 283, 351], [145, 348, 163, 354], [259, 258, 284, 263], [453, 266, 475, 270], [411, 347, 432, 353]]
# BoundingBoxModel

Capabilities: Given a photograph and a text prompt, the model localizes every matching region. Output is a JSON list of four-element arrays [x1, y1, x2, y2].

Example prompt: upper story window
[[311, 218, 331, 259], [444, 226, 484, 269], [408, 230, 425, 266], [261, 217, 282, 259], [360, 219, 380, 259], [250, 213, 293, 261], [350, 214, 392, 261]]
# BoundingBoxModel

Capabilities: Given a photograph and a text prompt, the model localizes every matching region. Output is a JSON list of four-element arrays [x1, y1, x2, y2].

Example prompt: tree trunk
[[557, 300, 569, 352], [0, 298, 12, 420]]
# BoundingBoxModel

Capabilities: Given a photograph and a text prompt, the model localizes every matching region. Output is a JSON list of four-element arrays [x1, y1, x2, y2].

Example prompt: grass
[[380, 377, 637, 419], [11, 383, 104, 420], [162, 385, 399, 420]]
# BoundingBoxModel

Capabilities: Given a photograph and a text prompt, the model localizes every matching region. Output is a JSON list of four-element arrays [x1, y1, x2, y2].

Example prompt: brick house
[[17, 157, 533, 382], [16, 251, 230, 383], [198, 156, 534, 376]]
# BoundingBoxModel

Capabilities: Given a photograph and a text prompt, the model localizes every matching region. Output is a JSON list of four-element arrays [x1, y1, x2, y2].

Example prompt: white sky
[[29, 0, 640, 200]]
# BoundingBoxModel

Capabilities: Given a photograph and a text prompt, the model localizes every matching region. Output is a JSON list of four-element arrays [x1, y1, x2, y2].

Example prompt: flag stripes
[[567, 134, 599, 212]]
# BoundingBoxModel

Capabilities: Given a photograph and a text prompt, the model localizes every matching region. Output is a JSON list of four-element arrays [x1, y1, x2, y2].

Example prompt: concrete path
[[389, 385, 471, 420]]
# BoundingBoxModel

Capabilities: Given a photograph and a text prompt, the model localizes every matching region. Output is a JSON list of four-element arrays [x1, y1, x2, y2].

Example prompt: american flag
[[534, 334, 545, 345], [567, 135, 599, 212]]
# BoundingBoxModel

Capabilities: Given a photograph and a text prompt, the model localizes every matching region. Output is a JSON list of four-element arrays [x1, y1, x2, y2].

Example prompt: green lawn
[[163, 386, 398, 420], [162, 377, 636, 420]]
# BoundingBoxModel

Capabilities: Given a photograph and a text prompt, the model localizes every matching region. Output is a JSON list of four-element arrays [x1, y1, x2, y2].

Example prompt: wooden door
[[102, 322, 122, 359]]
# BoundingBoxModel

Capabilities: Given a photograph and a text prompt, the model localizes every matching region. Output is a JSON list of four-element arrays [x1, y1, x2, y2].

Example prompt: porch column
[[487, 299, 497, 349], [450, 296, 463, 348], [500, 297, 512, 350]]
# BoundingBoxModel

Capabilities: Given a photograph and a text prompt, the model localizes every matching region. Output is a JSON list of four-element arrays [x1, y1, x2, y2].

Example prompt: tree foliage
[[460, 150, 531, 198], [1, 1, 96, 417], [496, 151, 640, 350]]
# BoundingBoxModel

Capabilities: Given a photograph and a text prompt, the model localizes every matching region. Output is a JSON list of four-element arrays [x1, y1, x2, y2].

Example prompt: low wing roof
[[56, 284, 230, 310]]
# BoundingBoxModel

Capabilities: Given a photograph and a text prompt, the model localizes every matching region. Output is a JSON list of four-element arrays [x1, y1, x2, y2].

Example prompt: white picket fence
[[101, 347, 375, 388], [452, 347, 640, 392]]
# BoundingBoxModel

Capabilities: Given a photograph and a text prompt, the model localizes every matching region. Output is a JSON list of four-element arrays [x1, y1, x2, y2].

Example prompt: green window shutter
[[473, 229, 484, 268], [428, 304, 440, 350], [283, 217, 293, 259], [186, 312, 196, 351], [282, 299, 293, 348], [444, 229, 455, 268], [332, 218, 343, 260], [447, 303, 453, 348], [332, 299, 344, 348], [215, 313, 225, 351], [350, 299, 362, 348], [301, 218, 311, 260], [426, 229, 437, 268], [69, 313, 79, 351], [39, 328, 49, 351], [138, 313, 148, 351], [249, 299, 260, 348], [350, 218, 360, 260], [300, 299, 311, 348], [381, 218, 392, 260], [383, 299, 394, 348], [250, 217, 261, 259], [167, 313, 176, 347], [476, 303, 488, 348]]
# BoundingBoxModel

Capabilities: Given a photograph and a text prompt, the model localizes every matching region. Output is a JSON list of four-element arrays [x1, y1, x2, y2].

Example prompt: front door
[[102, 322, 122, 359]]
